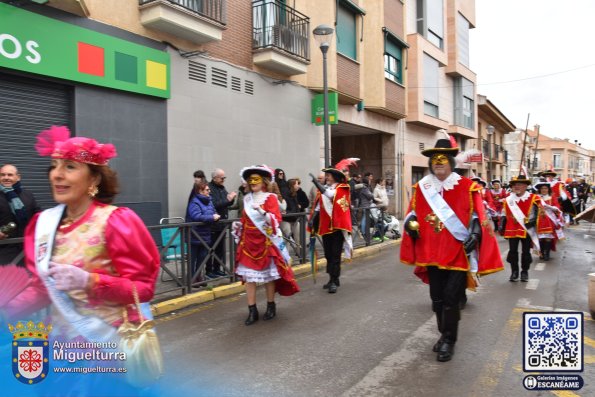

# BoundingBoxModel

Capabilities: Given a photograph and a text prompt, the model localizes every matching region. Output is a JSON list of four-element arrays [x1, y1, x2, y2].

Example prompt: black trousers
[[427, 266, 467, 344], [322, 230, 344, 280], [506, 237, 532, 272]]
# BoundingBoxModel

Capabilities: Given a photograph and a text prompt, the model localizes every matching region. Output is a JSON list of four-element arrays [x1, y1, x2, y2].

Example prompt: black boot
[[543, 240, 551, 261], [263, 302, 276, 321], [437, 306, 459, 362], [520, 271, 529, 282], [245, 304, 259, 326], [328, 280, 338, 293], [323, 277, 332, 290], [432, 301, 444, 353], [509, 270, 519, 282]]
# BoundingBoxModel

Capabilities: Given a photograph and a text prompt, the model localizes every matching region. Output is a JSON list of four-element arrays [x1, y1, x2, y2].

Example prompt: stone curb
[[151, 239, 400, 317]]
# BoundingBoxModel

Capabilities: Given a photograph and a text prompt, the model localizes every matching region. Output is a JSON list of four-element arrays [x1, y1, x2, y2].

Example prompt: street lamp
[[313, 24, 334, 168], [486, 125, 495, 182]]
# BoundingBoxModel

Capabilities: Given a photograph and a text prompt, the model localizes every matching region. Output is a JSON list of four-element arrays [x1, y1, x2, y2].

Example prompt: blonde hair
[[269, 181, 283, 201]]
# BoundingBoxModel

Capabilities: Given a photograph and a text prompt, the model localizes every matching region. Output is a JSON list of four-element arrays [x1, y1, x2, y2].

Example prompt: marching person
[[233, 165, 299, 326], [534, 181, 564, 261], [471, 177, 497, 219], [499, 175, 541, 282], [400, 134, 503, 362], [308, 159, 354, 294], [489, 179, 507, 230]]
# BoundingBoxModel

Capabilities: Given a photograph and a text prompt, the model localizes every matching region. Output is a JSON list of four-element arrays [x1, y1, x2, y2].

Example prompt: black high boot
[[437, 306, 459, 362], [521, 252, 532, 282], [245, 304, 259, 326], [323, 276, 332, 290], [543, 240, 551, 261], [507, 250, 519, 282], [432, 301, 444, 352], [263, 302, 276, 321]]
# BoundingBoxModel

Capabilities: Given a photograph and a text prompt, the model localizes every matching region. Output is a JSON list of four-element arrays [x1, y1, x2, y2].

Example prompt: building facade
[[474, 94, 514, 183], [402, 0, 477, 214]]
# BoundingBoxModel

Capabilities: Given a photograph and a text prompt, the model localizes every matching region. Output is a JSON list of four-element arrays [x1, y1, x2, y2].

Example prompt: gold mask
[[248, 174, 263, 185], [431, 154, 449, 165]]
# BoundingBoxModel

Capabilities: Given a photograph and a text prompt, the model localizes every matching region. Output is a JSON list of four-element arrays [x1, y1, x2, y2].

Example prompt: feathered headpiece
[[240, 164, 274, 182], [454, 148, 481, 169], [334, 157, 359, 172], [421, 130, 459, 157], [35, 126, 117, 166]]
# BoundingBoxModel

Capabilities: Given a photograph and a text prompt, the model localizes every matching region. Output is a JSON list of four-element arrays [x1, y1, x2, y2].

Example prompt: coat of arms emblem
[[9, 320, 52, 385]]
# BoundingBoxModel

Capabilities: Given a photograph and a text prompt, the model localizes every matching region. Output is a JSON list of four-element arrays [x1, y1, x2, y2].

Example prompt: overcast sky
[[470, 0, 595, 151]]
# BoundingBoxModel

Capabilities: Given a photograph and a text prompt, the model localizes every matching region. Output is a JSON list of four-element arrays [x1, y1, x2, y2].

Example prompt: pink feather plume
[[35, 126, 71, 156], [334, 157, 360, 171]]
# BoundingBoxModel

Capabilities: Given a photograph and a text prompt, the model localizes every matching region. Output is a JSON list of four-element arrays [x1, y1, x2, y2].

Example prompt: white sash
[[505, 195, 540, 250], [418, 177, 469, 242], [320, 187, 334, 219], [244, 194, 292, 264], [35, 205, 118, 343]]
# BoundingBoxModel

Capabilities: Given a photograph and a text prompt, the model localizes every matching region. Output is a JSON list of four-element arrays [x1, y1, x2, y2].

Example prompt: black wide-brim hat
[[491, 179, 502, 185], [509, 175, 531, 185], [471, 177, 487, 187], [538, 170, 557, 178], [240, 165, 274, 182], [421, 138, 459, 157], [534, 181, 551, 190], [322, 167, 347, 182]]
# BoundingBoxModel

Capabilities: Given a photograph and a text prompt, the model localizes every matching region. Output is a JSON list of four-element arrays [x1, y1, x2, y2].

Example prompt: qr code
[[523, 312, 583, 372]]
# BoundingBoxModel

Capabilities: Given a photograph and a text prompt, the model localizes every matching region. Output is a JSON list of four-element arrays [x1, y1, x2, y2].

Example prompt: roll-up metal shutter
[[0, 72, 72, 209]]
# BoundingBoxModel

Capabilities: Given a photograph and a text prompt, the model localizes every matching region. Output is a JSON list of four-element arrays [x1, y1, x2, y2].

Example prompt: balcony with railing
[[139, 0, 226, 44], [252, 0, 310, 75]]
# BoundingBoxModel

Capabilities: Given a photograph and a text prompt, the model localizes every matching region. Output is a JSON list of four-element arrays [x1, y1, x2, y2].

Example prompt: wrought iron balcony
[[139, 0, 226, 44], [252, 0, 310, 75]]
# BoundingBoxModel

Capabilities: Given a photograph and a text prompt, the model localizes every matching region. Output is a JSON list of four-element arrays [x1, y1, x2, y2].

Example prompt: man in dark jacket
[[0, 164, 41, 265], [207, 168, 237, 277]]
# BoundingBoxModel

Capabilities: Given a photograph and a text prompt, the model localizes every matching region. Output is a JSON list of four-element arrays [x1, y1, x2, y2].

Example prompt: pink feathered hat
[[35, 126, 117, 166]]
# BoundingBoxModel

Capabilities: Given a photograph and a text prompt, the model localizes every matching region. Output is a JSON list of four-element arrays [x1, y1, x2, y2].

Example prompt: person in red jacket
[[489, 179, 508, 230], [234, 165, 299, 326], [308, 159, 354, 293], [471, 177, 496, 217], [534, 181, 564, 261], [400, 135, 503, 362], [499, 175, 541, 282]]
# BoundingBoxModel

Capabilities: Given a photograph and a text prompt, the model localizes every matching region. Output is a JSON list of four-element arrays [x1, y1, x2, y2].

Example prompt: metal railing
[[252, 0, 310, 61], [139, 0, 227, 25], [0, 210, 399, 302]]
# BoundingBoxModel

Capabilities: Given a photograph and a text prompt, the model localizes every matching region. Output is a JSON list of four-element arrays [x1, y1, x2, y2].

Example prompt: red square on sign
[[78, 42, 105, 76]]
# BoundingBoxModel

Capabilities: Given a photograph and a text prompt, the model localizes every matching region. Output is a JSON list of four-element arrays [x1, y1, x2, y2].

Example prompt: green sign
[[311, 92, 339, 125], [0, 3, 170, 98]]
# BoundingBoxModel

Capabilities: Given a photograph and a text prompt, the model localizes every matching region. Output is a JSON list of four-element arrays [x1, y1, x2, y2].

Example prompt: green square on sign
[[115, 52, 137, 84]]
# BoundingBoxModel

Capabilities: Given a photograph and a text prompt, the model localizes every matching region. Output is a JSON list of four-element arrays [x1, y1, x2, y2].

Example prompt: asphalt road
[[155, 224, 595, 397]]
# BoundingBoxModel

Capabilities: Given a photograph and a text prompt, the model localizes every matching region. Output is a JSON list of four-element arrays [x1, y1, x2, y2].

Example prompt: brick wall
[[385, 80, 406, 116], [203, 0, 253, 69], [337, 54, 361, 100], [384, 0, 405, 37]]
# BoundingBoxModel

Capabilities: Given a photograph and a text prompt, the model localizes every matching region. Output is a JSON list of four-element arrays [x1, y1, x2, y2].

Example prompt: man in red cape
[[308, 159, 353, 293], [400, 133, 503, 362]]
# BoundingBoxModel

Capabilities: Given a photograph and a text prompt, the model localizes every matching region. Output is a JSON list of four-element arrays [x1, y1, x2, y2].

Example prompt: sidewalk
[[151, 238, 401, 317]]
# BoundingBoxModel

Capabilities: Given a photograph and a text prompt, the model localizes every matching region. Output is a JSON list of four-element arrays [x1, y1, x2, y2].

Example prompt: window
[[457, 13, 470, 67], [337, 1, 357, 59], [417, 0, 444, 49], [384, 35, 405, 84], [454, 77, 474, 129], [553, 153, 562, 169], [423, 53, 439, 117]]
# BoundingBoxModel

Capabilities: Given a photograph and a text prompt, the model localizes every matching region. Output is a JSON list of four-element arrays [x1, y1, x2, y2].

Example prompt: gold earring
[[88, 185, 98, 198]]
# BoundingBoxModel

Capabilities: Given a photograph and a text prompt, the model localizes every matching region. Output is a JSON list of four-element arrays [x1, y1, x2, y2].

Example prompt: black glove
[[463, 217, 482, 254], [499, 216, 506, 234], [309, 173, 326, 194], [308, 211, 319, 232], [404, 214, 420, 240], [525, 203, 538, 229]]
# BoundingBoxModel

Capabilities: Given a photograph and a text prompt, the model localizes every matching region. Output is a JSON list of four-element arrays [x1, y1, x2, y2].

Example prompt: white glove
[[232, 221, 243, 244], [251, 203, 265, 215], [48, 262, 90, 291]]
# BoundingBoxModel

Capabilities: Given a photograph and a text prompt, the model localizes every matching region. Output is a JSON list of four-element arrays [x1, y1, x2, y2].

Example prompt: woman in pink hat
[[3, 126, 160, 345]]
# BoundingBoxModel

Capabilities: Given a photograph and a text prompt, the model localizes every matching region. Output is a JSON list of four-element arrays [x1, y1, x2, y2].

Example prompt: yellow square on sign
[[329, 115, 336, 122], [146, 60, 167, 90]]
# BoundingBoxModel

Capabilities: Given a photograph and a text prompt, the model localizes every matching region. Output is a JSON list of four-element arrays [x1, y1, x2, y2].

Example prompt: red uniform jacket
[[309, 184, 352, 236], [490, 188, 508, 214], [502, 193, 541, 239], [536, 196, 558, 235], [481, 189, 496, 212], [236, 194, 299, 296], [400, 177, 503, 276]]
